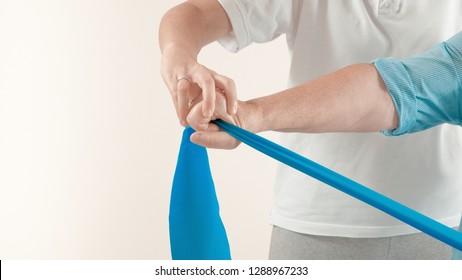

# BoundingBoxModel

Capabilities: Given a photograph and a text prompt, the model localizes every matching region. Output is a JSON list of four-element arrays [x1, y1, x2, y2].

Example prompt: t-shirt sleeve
[[374, 31, 462, 136], [217, 0, 298, 52]]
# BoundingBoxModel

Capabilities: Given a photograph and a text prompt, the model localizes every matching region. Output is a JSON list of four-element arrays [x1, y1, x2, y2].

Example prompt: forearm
[[187, 64, 397, 148], [247, 64, 398, 134], [160, 1, 237, 125], [159, 0, 231, 57]]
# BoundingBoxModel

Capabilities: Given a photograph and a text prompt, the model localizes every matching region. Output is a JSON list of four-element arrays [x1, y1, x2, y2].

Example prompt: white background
[[0, 0, 289, 259]]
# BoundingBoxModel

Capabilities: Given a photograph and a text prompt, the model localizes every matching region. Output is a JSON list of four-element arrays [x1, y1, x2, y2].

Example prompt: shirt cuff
[[374, 58, 418, 136], [217, 0, 251, 52]]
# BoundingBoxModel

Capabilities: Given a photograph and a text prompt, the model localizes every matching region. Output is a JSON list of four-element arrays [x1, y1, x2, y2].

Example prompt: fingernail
[[180, 120, 187, 127], [191, 132, 200, 144], [233, 103, 238, 114]]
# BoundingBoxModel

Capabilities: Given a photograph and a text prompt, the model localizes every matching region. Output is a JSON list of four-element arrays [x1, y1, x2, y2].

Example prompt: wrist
[[237, 100, 265, 133], [161, 43, 198, 61]]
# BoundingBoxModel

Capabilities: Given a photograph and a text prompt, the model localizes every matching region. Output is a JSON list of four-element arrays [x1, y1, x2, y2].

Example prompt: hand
[[161, 44, 238, 127], [187, 89, 262, 149]]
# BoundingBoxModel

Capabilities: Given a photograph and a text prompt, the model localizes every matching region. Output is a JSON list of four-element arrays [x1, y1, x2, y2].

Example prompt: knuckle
[[186, 114, 194, 124], [202, 76, 214, 86], [223, 78, 234, 89]]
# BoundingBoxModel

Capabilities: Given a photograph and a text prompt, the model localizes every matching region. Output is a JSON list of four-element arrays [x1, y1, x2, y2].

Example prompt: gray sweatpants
[[269, 226, 453, 260]]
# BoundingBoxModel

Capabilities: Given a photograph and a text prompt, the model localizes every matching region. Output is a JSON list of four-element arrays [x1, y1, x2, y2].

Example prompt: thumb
[[190, 130, 240, 150], [186, 99, 211, 132]]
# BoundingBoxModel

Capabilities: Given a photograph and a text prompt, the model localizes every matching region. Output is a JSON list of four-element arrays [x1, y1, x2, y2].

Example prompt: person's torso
[[272, 0, 462, 237]]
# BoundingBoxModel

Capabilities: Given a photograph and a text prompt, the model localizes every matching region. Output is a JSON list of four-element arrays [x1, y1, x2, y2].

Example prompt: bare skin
[[160, 1, 398, 149], [187, 64, 398, 149], [159, 0, 236, 126]]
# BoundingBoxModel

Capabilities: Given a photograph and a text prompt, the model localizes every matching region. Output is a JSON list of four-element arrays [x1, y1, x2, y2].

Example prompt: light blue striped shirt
[[375, 32, 462, 136]]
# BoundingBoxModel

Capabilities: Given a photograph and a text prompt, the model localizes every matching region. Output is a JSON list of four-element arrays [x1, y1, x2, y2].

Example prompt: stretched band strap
[[213, 119, 462, 251]]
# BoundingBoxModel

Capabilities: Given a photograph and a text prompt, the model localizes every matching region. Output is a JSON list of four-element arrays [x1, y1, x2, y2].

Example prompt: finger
[[189, 83, 203, 103], [176, 78, 191, 126], [191, 69, 215, 118], [211, 72, 238, 115], [186, 99, 210, 132], [169, 88, 179, 116], [190, 131, 240, 150]]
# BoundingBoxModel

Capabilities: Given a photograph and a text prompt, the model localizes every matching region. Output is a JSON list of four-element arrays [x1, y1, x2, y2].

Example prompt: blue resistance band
[[169, 126, 231, 260], [213, 119, 462, 251]]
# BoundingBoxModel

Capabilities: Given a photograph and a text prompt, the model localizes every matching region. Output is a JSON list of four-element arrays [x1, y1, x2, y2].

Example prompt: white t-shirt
[[218, 0, 462, 237]]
